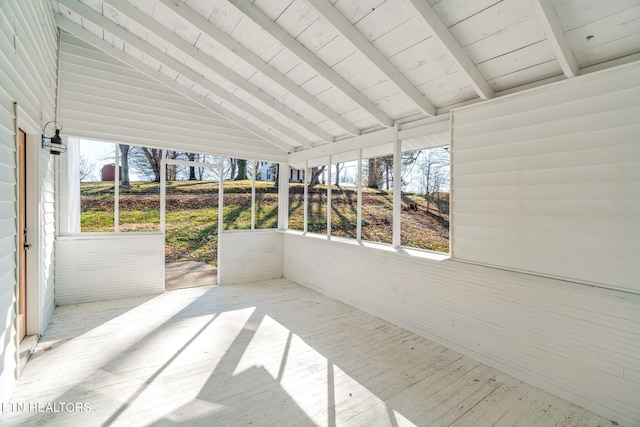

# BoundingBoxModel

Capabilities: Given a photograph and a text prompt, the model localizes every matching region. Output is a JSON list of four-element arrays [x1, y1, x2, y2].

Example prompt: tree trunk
[[235, 159, 247, 180], [168, 151, 178, 181], [188, 153, 196, 180], [274, 163, 279, 189], [229, 158, 236, 181], [141, 147, 163, 182], [119, 145, 130, 187], [385, 162, 390, 190], [367, 158, 380, 188], [308, 165, 326, 188]]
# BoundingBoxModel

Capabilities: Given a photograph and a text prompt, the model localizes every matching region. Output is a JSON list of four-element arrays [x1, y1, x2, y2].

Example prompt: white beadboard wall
[[283, 233, 640, 426], [0, 0, 58, 402], [218, 230, 283, 285], [58, 34, 285, 163], [55, 234, 165, 305], [0, 100, 18, 403], [35, 148, 56, 334], [451, 62, 640, 292]]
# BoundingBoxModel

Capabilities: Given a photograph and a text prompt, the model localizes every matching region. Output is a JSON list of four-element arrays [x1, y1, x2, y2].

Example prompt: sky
[[79, 139, 147, 181]]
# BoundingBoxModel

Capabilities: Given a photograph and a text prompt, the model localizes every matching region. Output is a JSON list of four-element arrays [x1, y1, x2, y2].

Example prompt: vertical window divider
[[278, 162, 289, 230], [303, 160, 308, 233], [160, 150, 166, 234], [327, 156, 332, 238], [251, 160, 256, 230], [392, 123, 401, 248], [114, 143, 120, 232], [357, 148, 362, 242], [217, 161, 224, 281], [218, 160, 224, 234]]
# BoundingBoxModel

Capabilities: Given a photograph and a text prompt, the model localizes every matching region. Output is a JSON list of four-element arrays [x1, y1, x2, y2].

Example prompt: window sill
[[281, 229, 450, 262], [58, 232, 164, 240]]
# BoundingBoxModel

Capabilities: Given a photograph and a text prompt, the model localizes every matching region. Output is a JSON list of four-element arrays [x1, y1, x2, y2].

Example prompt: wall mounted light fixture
[[41, 121, 66, 155]]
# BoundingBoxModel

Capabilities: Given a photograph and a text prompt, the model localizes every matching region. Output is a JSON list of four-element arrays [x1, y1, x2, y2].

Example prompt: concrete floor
[[165, 261, 217, 290]]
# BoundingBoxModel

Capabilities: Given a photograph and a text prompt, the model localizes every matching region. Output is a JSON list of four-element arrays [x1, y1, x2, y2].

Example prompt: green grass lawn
[[80, 180, 449, 266]]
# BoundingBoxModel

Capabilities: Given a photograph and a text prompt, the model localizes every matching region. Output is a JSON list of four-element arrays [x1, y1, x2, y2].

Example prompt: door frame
[[18, 129, 27, 341], [16, 115, 45, 340], [161, 155, 224, 281], [25, 131, 43, 336]]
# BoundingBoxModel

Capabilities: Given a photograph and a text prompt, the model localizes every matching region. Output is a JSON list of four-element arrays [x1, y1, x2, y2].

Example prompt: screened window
[[330, 159, 358, 239], [286, 131, 451, 254], [118, 144, 160, 232], [288, 166, 305, 231], [400, 146, 450, 252], [307, 162, 329, 235], [79, 139, 116, 232], [255, 162, 278, 229], [222, 159, 278, 230], [361, 154, 394, 245]]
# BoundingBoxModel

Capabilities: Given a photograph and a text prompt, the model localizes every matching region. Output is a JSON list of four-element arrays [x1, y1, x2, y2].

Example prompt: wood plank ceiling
[[51, 0, 640, 155]]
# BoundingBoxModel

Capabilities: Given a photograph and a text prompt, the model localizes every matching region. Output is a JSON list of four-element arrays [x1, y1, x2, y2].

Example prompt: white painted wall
[[58, 34, 286, 163], [283, 64, 640, 426], [29, 138, 56, 335], [283, 233, 640, 426], [55, 234, 165, 305], [218, 230, 283, 285], [451, 62, 640, 293], [0, 0, 58, 403]]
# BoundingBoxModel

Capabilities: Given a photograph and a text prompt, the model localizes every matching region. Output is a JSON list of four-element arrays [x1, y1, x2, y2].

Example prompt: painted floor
[[3, 279, 614, 426]]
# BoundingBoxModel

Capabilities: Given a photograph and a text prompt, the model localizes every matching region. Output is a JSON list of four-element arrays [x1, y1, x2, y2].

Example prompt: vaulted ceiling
[[51, 0, 640, 156]]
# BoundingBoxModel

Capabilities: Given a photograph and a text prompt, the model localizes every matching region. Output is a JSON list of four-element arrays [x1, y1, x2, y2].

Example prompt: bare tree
[[417, 146, 450, 211], [308, 165, 326, 187], [79, 154, 94, 181], [366, 156, 393, 189], [400, 151, 420, 187], [129, 147, 164, 182], [334, 162, 344, 186]]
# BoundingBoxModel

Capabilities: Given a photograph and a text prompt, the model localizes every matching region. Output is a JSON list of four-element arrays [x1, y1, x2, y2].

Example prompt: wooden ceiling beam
[[104, 0, 334, 143], [157, 0, 361, 136], [57, 0, 314, 148], [404, 0, 495, 100], [55, 14, 296, 153], [227, 0, 394, 128], [530, 0, 580, 78], [303, 0, 437, 115]]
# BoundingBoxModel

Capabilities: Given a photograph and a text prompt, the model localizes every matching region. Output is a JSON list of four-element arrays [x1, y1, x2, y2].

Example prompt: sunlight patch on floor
[[113, 307, 256, 425], [234, 314, 290, 379]]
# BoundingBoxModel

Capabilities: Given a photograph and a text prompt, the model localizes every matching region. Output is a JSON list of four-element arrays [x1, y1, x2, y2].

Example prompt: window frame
[[288, 127, 451, 255], [63, 140, 280, 236]]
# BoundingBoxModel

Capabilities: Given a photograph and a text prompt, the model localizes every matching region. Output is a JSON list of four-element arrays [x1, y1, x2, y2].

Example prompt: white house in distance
[[1, 0, 639, 425], [257, 162, 305, 183]]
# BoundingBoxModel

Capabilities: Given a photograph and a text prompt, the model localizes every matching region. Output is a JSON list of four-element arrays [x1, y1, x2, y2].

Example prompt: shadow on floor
[[165, 261, 217, 291]]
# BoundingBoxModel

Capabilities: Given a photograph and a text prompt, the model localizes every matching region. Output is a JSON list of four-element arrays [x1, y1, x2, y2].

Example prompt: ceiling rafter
[[530, 0, 580, 78], [157, 0, 361, 137], [103, 0, 333, 143], [302, 0, 437, 116], [55, 14, 296, 153], [404, 0, 495, 100], [57, 0, 314, 148], [227, 0, 395, 128]]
